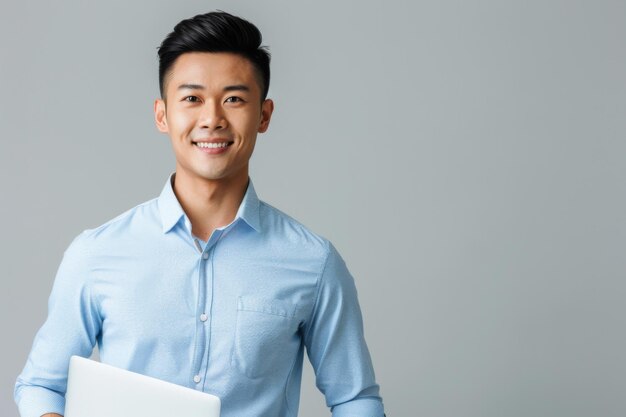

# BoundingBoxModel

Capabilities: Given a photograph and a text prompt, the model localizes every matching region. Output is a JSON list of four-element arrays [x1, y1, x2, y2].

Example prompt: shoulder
[[258, 200, 332, 262], [256, 201, 352, 283], [68, 197, 159, 254]]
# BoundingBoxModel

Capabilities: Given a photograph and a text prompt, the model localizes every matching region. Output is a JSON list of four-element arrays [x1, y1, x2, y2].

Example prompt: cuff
[[16, 385, 65, 417], [331, 397, 385, 417]]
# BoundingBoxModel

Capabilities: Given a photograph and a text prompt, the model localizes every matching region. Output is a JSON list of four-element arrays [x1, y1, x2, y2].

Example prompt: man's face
[[154, 52, 273, 185]]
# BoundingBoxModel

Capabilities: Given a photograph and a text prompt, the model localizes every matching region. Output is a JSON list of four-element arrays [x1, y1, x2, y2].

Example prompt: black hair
[[157, 11, 270, 101]]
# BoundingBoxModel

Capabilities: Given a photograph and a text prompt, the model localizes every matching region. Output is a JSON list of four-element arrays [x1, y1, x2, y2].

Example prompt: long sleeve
[[303, 242, 384, 417], [14, 232, 101, 417]]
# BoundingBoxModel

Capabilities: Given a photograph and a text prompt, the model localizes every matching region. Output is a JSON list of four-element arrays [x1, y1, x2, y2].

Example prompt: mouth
[[192, 139, 235, 155], [192, 140, 234, 149]]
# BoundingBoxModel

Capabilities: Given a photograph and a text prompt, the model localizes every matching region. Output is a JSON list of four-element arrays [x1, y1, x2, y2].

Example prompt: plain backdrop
[[2, 1, 626, 416]]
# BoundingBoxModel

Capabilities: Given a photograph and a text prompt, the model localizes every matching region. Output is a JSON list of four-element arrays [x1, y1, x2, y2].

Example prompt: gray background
[[1, 1, 625, 416]]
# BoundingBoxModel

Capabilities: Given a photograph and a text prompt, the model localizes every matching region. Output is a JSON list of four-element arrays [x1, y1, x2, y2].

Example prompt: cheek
[[168, 109, 195, 135], [239, 115, 262, 137]]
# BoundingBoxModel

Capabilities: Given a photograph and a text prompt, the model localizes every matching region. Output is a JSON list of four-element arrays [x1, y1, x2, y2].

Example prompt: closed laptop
[[65, 356, 220, 417]]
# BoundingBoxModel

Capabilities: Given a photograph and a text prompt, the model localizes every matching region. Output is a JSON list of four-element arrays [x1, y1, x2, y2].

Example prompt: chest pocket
[[231, 296, 300, 379]]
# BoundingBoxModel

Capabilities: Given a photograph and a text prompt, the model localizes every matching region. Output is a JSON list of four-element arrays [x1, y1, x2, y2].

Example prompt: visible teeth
[[195, 142, 229, 148]]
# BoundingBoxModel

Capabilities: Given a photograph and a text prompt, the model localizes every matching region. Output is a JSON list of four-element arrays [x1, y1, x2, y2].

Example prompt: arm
[[14, 232, 101, 417], [303, 242, 385, 417]]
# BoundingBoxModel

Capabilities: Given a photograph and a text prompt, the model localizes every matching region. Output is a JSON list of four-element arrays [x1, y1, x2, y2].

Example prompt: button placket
[[190, 238, 210, 389], [191, 230, 225, 390]]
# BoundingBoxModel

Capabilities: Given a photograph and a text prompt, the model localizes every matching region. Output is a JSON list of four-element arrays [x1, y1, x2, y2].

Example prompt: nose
[[198, 100, 228, 130]]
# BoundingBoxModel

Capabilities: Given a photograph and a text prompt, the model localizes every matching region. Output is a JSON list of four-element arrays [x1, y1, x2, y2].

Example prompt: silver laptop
[[65, 356, 221, 417]]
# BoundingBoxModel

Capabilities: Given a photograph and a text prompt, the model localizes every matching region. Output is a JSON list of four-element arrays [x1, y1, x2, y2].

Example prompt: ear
[[154, 98, 168, 133], [257, 99, 274, 133]]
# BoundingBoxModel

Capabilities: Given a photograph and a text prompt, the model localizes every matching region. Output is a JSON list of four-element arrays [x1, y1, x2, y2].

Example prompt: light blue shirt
[[15, 174, 384, 417]]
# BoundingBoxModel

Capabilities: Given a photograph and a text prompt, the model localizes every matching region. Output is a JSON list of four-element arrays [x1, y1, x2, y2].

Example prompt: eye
[[183, 96, 200, 103], [225, 96, 244, 104]]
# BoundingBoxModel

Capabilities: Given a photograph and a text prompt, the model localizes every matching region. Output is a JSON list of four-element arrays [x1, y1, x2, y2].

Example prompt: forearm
[[42, 414, 63, 417], [305, 244, 385, 416], [15, 232, 100, 417]]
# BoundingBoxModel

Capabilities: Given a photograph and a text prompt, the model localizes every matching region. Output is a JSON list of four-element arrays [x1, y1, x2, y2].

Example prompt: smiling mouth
[[192, 141, 234, 149]]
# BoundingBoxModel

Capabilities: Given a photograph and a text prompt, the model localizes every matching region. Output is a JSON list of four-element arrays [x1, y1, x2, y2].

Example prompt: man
[[15, 11, 384, 417]]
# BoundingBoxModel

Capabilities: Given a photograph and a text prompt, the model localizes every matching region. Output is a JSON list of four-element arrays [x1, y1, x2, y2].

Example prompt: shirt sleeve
[[14, 231, 101, 417], [303, 242, 385, 417]]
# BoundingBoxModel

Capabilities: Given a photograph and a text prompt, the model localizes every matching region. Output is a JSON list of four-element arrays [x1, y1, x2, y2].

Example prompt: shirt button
[[193, 375, 201, 383], [202, 252, 209, 260], [200, 313, 208, 322]]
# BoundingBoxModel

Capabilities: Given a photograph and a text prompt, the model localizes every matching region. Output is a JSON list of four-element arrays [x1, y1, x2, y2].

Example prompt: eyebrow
[[224, 84, 250, 92], [177, 83, 205, 91], [177, 83, 251, 93]]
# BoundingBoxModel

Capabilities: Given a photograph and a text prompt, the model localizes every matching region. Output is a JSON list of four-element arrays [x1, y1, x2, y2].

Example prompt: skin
[[40, 52, 274, 417], [154, 52, 274, 240]]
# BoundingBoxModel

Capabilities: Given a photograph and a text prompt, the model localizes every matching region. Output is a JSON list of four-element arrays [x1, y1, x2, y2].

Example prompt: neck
[[171, 168, 249, 241]]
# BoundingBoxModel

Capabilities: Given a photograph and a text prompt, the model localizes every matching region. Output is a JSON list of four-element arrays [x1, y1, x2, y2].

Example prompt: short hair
[[157, 11, 271, 101]]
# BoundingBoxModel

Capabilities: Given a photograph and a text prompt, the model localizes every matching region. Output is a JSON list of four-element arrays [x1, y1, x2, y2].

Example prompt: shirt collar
[[157, 172, 262, 234], [234, 178, 262, 233]]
